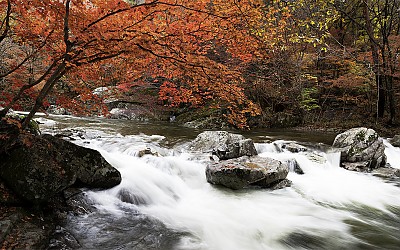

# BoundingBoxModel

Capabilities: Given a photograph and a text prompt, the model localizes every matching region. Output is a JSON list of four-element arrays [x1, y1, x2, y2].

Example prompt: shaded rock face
[[0, 134, 121, 203], [285, 159, 304, 175], [0, 179, 25, 205], [332, 127, 386, 172], [0, 135, 77, 203], [188, 131, 258, 160], [43, 134, 121, 189], [206, 157, 289, 190], [390, 135, 400, 147]]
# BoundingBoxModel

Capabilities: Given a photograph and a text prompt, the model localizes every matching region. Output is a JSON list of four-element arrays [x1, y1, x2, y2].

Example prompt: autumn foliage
[[1, 0, 399, 129], [1, 0, 284, 128]]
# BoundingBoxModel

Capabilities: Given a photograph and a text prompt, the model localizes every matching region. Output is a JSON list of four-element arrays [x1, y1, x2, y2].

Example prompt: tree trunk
[[363, 0, 382, 122], [21, 63, 66, 129], [377, 75, 386, 118], [386, 74, 395, 124]]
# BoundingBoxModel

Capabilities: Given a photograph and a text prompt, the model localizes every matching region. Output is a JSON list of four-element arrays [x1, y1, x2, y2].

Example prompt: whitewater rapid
[[37, 117, 400, 249]]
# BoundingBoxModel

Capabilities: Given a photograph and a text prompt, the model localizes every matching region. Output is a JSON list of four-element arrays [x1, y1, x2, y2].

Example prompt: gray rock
[[332, 127, 386, 171], [189, 131, 258, 160], [48, 226, 81, 249], [137, 148, 159, 157], [108, 103, 158, 121], [0, 220, 13, 244], [270, 179, 293, 190], [64, 188, 96, 215], [46, 105, 69, 115], [390, 135, 400, 147], [117, 188, 148, 205], [371, 167, 400, 178], [281, 142, 308, 153], [206, 157, 289, 190]]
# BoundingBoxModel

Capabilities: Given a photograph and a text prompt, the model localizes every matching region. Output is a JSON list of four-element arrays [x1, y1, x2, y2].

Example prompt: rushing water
[[36, 115, 400, 250]]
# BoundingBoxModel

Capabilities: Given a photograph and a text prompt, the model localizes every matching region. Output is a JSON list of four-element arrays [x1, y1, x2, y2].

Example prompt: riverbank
[[291, 121, 400, 139]]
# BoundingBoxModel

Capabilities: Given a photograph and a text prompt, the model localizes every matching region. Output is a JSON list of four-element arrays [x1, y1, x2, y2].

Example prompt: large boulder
[[332, 127, 386, 172], [206, 156, 289, 190], [188, 131, 258, 160], [42, 134, 121, 189], [0, 134, 77, 203], [0, 133, 121, 203]]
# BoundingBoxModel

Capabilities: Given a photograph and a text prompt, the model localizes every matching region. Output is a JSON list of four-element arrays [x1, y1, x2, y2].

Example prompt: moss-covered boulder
[[332, 127, 386, 172]]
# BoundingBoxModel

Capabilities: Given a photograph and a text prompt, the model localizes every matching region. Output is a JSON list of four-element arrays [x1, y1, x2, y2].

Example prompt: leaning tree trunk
[[21, 63, 66, 129]]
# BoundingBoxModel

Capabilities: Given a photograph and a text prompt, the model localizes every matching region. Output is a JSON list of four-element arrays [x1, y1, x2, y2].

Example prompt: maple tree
[[0, 0, 273, 129]]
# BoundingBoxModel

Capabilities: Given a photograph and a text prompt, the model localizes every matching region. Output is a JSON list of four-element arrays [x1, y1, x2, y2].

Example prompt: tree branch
[[0, 0, 11, 44]]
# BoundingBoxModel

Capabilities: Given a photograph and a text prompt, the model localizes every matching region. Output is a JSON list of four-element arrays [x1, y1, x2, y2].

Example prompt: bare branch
[[0, 29, 55, 78]]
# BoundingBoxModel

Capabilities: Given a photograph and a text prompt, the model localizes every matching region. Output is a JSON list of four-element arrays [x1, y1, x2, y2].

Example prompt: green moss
[[356, 130, 366, 141], [367, 133, 377, 143]]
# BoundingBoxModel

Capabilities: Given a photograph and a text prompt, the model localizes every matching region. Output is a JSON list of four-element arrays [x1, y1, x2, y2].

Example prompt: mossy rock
[[332, 127, 386, 171]]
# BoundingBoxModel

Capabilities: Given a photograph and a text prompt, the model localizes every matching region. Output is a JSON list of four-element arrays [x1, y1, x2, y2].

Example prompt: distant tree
[[332, 0, 400, 124]]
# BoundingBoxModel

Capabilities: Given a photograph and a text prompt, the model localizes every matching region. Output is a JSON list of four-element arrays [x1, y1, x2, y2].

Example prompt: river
[[36, 115, 400, 250]]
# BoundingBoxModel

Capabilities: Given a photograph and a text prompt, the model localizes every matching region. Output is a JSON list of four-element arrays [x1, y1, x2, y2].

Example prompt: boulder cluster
[[188, 131, 291, 190]]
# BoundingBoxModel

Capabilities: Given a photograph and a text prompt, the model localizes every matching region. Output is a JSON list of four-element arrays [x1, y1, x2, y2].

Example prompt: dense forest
[[1, 0, 399, 131]]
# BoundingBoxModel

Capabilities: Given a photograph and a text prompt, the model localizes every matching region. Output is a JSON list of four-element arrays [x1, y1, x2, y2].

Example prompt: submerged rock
[[332, 127, 386, 172], [206, 157, 289, 190], [281, 142, 308, 153], [137, 148, 159, 157], [188, 131, 258, 160], [371, 167, 400, 178], [48, 226, 81, 250]]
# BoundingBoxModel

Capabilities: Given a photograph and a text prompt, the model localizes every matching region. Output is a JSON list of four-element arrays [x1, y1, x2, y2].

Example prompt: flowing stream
[[36, 115, 400, 250]]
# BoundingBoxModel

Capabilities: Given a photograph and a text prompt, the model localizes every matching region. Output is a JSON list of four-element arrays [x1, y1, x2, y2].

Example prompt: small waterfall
[[383, 139, 400, 169], [326, 151, 341, 168]]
